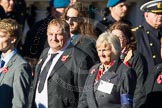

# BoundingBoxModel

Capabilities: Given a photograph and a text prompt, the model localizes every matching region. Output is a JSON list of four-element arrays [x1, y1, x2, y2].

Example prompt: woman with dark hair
[[109, 21, 148, 108]]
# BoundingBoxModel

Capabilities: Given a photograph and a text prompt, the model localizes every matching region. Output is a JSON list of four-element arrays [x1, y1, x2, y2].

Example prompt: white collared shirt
[[35, 40, 70, 108], [0, 48, 17, 67]]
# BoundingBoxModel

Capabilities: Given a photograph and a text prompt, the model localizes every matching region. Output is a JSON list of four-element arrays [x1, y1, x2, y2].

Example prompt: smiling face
[[47, 24, 69, 52], [0, 0, 15, 13]]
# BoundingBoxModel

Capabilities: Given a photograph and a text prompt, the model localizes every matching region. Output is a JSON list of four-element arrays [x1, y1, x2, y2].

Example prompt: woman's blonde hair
[[96, 31, 122, 55]]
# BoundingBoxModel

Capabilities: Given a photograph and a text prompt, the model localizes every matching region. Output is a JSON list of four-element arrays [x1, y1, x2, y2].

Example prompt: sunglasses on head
[[65, 16, 79, 22]]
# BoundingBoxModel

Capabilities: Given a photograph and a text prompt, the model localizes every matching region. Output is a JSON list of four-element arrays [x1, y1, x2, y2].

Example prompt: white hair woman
[[78, 31, 136, 108]]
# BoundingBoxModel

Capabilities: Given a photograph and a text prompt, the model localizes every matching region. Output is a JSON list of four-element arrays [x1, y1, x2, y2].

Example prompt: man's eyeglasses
[[65, 16, 79, 22]]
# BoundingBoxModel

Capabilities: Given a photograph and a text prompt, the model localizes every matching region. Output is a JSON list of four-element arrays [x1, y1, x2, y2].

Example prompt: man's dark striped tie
[[38, 53, 57, 93]]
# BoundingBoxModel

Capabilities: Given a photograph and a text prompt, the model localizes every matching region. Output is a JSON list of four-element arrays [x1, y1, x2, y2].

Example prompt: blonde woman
[[78, 32, 136, 108]]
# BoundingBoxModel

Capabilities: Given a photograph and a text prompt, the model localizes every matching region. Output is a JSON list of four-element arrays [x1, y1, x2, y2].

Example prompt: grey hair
[[96, 31, 122, 55]]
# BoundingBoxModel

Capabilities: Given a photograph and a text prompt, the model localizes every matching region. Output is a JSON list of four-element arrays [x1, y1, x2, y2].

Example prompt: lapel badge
[[37, 58, 43, 65], [156, 74, 162, 84], [157, 2, 162, 9], [90, 69, 96, 75]]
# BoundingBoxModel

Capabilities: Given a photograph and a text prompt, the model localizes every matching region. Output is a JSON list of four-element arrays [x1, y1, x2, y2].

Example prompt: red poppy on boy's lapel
[[0, 66, 8, 74]]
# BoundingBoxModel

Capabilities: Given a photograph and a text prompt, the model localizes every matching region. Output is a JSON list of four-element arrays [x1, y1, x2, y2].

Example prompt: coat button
[[150, 43, 153, 46], [153, 55, 156, 58]]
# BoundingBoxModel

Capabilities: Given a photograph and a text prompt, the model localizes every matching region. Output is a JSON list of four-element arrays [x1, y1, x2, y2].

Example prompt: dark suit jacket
[[71, 35, 99, 65], [142, 63, 162, 108], [134, 20, 162, 73], [27, 43, 94, 108], [0, 53, 32, 108], [78, 59, 136, 108], [127, 51, 148, 108]]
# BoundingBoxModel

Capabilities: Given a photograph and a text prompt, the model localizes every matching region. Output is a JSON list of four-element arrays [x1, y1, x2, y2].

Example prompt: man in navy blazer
[[27, 18, 94, 108]]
